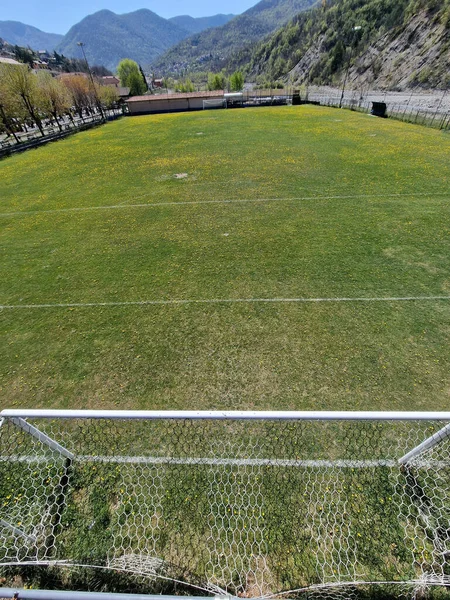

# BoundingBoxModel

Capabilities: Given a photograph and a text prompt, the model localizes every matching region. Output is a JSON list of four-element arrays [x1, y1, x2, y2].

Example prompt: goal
[[203, 98, 227, 110], [1, 410, 450, 599]]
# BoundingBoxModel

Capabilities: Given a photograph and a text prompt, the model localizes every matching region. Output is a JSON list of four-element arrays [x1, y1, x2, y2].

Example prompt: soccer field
[[1, 105, 450, 411]]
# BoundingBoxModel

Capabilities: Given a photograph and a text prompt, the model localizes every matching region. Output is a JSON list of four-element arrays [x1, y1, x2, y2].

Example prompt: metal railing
[[306, 90, 450, 130], [0, 109, 123, 157]]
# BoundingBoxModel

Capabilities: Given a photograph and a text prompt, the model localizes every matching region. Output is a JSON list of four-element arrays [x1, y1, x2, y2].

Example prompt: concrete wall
[[128, 96, 221, 115]]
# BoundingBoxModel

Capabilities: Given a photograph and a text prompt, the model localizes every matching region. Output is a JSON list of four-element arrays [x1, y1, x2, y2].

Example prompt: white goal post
[[203, 99, 227, 110], [2, 410, 450, 599]]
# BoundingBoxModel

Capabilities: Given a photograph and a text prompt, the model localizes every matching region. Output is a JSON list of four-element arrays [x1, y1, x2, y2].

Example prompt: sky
[[1, 0, 259, 34]]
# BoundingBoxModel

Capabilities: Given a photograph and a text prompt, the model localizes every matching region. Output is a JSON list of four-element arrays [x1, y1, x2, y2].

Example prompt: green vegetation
[[2, 106, 450, 411], [117, 58, 147, 96], [232, 0, 450, 88], [175, 78, 195, 93], [0, 64, 118, 137], [0, 37, 112, 76], [207, 71, 227, 90], [229, 70, 244, 91], [152, 0, 317, 75]]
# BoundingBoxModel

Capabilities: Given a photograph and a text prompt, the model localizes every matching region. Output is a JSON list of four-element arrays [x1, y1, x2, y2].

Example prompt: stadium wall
[[127, 91, 225, 115]]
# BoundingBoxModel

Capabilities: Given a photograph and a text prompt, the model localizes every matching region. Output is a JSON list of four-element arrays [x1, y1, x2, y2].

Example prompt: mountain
[[55, 9, 189, 71], [0, 21, 63, 51], [237, 0, 450, 89], [169, 14, 235, 34], [152, 0, 319, 75]]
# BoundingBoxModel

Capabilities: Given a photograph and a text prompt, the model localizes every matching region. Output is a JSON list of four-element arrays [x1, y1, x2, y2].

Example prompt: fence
[[0, 109, 123, 158], [242, 89, 295, 107], [2, 410, 450, 599], [307, 90, 450, 130]]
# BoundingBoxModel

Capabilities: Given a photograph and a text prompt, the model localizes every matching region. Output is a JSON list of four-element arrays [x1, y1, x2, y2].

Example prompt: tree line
[[0, 63, 120, 141], [163, 70, 244, 93]]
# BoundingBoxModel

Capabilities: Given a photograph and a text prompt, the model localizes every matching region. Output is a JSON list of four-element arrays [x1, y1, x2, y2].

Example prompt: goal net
[[1, 410, 450, 599], [203, 99, 227, 110]]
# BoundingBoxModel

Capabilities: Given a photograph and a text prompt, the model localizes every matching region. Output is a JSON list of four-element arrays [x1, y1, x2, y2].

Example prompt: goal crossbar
[[4, 409, 450, 420]]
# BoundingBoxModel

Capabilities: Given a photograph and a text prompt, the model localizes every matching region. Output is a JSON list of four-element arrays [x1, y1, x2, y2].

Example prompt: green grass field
[[1, 105, 450, 411]]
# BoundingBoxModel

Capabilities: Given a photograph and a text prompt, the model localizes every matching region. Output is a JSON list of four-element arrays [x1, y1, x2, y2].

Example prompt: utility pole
[[339, 26, 362, 109], [77, 42, 105, 120]]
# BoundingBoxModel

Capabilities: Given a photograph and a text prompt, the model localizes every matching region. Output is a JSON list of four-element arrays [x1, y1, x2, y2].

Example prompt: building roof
[[128, 90, 225, 103], [102, 76, 120, 85]]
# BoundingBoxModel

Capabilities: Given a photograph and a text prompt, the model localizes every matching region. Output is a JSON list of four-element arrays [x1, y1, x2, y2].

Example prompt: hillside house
[[101, 76, 120, 88]]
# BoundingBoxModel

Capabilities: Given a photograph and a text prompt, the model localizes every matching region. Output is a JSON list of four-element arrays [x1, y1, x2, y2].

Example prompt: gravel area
[[309, 85, 450, 112]]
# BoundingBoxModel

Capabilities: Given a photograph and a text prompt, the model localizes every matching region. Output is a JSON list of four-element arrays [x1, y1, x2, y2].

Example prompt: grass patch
[[2, 106, 450, 595], [1, 105, 450, 410]]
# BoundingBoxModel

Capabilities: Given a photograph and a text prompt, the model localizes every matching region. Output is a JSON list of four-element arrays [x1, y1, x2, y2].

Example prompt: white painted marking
[[1, 192, 448, 218], [4, 454, 447, 468], [1, 296, 450, 310], [78, 456, 398, 468]]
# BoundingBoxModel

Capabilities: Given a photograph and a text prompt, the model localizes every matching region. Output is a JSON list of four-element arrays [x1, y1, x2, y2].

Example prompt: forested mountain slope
[[152, 0, 319, 75], [234, 0, 450, 89]]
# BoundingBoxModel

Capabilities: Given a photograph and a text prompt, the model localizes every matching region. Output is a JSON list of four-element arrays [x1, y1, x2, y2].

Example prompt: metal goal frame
[[2, 410, 450, 599]]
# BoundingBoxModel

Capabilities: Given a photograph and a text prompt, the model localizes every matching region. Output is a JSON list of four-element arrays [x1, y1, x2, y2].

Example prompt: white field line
[[1, 192, 448, 218], [2, 454, 449, 469], [0, 455, 398, 467], [1, 296, 450, 310]]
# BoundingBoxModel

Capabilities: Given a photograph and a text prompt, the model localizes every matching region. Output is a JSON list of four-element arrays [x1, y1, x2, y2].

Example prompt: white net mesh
[[1, 415, 450, 598], [203, 99, 227, 109]]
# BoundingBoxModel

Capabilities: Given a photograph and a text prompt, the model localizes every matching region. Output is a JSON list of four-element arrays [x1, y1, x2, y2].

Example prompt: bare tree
[[98, 85, 119, 110], [37, 72, 71, 132], [0, 65, 23, 142], [61, 74, 92, 119], [3, 63, 46, 136]]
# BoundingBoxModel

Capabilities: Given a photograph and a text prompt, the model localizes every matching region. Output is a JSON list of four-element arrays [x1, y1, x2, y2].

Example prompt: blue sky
[[2, 0, 258, 34]]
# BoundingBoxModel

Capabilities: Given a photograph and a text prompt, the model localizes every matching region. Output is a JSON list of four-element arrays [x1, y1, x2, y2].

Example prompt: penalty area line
[[2, 296, 450, 310], [1, 192, 448, 218]]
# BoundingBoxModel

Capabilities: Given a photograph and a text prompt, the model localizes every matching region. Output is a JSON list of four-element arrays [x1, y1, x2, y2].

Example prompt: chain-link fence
[[306, 90, 450, 131], [1, 411, 450, 599]]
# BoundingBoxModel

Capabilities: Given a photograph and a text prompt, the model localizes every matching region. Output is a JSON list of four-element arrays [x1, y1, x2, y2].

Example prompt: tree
[[13, 45, 35, 67], [330, 40, 346, 73], [163, 77, 175, 91], [138, 64, 148, 92], [98, 85, 119, 109], [0, 65, 24, 141], [2, 64, 46, 135], [127, 70, 147, 96], [61, 74, 91, 119], [229, 71, 244, 91], [91, 65, 113, 77], [176, 79, 195, 93], [117, 59, 146, 96], [208, 72, 227, 91], [37, 71, 71, 131]]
